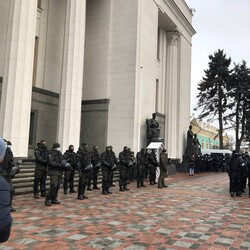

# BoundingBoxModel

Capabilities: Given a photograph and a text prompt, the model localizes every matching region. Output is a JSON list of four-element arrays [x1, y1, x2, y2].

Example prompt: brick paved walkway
[[1, 172, 250, 250]]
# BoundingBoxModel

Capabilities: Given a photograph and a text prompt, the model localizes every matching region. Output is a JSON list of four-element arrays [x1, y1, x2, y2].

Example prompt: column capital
[[166, 30, 180, 46]]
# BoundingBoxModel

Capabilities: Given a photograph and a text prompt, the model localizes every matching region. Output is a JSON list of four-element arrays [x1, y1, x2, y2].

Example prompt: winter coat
[[0, 176, 12, 243]]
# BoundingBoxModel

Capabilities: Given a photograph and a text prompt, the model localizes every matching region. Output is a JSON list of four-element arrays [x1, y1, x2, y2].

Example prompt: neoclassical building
[[0, 0, 195, 159]]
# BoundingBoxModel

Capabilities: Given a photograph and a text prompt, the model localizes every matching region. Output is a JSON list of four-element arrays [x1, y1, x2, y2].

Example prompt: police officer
[[148, 149, 158, 185], [45, 143, 71, 206], [158, 149, 168, 188], [63, 145, 78, 194], [228, 150, 241, 197], [109, 146, 118, 187], [136, 148, 146, 188], [101, 146, 115, 195], [0, 141, 16, 212], [245, 152, 250, 198], [90, 146, 101, 190], [34, 140, 48, 199], [77, 143, 92, 200], [119, 146, 133, 191]]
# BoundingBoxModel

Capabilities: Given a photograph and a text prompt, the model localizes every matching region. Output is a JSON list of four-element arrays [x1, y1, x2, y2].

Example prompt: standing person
[[45, 143, 71, 206], [119, 146, 133, 191], [34, 140, 48, 199], [0, 137, 12, 243], [109, 146, 118, 187], [63, 145, 78, 194], [228, 150, 241, 197], [129, 151, 136, 182], [189, 154, 195, 176], [245, 152, 250, 198], [100, 146, 115, 195], [77, 143, 92, 200], [148, 149, 158, 185], [136, 148, 146, 188], [90, 146, 101, 190], [0, 141, 16, 212], [158, 149, 169, 188]]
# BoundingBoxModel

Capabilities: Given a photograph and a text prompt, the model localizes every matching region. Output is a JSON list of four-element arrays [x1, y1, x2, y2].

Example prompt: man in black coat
[[101, 146, 115, 195], [63, 145, 78, 194], [136, 148, 147, 188], [45, 143, 71, 206], [148, 149, 158, 185], [90, 146, 101, 190], [119, 146, 133, 191], [228, 150, 242, 197], [34, 140, 48, 198], [77, 143, 92, 200]]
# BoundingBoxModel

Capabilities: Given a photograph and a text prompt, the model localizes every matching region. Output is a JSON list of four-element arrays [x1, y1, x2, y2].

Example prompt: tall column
[[0, 0, 37, 157], [165, 31, 180, 158], [57, 0, 86, 151]]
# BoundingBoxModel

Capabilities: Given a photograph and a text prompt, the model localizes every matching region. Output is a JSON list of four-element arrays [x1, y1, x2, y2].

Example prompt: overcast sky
[[185, 0, 250, 120]]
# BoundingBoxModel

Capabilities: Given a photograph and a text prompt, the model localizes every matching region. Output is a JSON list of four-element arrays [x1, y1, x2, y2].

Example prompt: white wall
[[83, 0, 112, 100], [135, 0, 159, 150], [0, 1, 10, 77], [43, 0, 66, 93], [107, 0, 139, 153]]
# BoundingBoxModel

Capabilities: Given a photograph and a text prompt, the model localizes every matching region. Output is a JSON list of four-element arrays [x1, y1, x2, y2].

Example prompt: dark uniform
[[245, 152, 250, 197], [63, 145, 78, 194], [34, 140, 48, 198], [101, 146, 116, 195], [148, 149, 158, 185], [136, 149, 146, 188], [90, 146, 101, 190], [0, 143, 15, 212], [45, 143, 70, 206], [128, 151, 136, 182], [0, 176, 12, 243], [109, 146, 118, 187], [228, 151, 241, 197], [158, 149, 168, 188], [77, 143, 92, 200], [119, 146, 133, 191]]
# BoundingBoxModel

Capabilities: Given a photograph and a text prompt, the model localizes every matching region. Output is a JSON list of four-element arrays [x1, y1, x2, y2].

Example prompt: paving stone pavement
[[1, 172, 250, 250]]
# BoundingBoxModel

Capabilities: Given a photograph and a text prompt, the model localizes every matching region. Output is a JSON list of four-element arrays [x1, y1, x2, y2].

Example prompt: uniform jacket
[[34, 144, 48, 170], [63, 150, 78, 168], [47, 149, 64, 176]]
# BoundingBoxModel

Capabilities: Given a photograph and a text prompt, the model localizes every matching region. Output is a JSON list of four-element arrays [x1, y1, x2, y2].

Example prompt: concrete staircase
[[12, 162, 119, 195]]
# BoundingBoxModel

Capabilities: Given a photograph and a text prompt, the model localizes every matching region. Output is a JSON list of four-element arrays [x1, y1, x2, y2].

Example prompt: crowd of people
[[33, 140, 170, 206], [188, 150, 250, 198]]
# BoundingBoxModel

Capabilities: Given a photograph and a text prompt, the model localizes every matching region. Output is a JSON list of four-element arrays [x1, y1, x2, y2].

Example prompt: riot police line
[[2, 139, 250, 212]]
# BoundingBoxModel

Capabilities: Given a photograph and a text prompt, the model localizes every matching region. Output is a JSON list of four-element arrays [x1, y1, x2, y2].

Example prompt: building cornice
[[156, 0, 196, 37]]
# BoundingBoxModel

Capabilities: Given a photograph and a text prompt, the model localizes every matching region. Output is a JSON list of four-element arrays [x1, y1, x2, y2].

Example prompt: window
[[157, 28, 160, 60], [37, 0, 42, 9], [29, 111, 37, 147], [155, 79, 159, 112], [32, 36, 39, 85]]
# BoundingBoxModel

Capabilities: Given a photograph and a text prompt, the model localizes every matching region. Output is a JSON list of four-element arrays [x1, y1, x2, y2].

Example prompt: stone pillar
[[0, 0, 37, 157], [57, 0, 86, 151], [165, 31, 180, 158]]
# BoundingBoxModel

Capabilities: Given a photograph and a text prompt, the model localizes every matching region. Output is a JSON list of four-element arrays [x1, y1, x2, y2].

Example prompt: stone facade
[[0, 0, 195, 158]]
